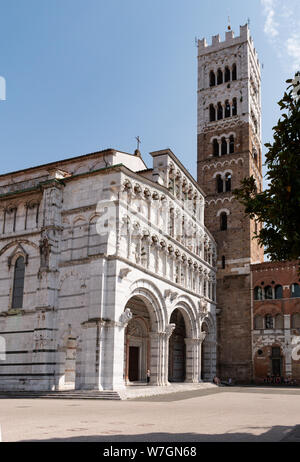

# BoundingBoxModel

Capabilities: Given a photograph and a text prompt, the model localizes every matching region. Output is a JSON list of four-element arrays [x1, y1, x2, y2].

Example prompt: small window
[[222, 256, 226, 269], [264, 286, 273, 300], [229, 135, 235, 154], [275, 314, 284, 329], [217, 175, 223, 193], [291, 313, 300, 328], [209, 104, 216, 122], [275, 285, 283, 299], [221, 137, 227, 155], [217, 69, 223, 85], [220, 212, 227, 231], [209, 71, 216, 87], [254, 315, 263, 329], [12, 256, 25, 309], [225, 66, 230, 82], [254, 286, 263, 300], [232, 63, 237, 81], [265, 315, 274, 330], [213, 139, 219, 157], [225, 173, 231, 192], [217, 103, 223, 120], [232, 98, 237, 116], [225, 100, 231, 118], [291, 283, 300, 298]]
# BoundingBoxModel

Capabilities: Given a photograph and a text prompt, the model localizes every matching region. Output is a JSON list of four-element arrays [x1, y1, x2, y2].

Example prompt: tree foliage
[[234, 76, 300, 261]]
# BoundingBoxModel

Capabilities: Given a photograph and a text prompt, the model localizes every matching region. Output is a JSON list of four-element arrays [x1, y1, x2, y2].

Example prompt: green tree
[[234, 76, 300, 261]]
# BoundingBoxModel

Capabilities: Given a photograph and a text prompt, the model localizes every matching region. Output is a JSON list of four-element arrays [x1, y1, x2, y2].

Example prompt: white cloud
[[261, 0, 300, 73]]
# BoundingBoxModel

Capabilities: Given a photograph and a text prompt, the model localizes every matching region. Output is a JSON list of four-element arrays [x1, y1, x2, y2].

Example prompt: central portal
[[168, 309, 186, 382], [129, 346, 140, 382]]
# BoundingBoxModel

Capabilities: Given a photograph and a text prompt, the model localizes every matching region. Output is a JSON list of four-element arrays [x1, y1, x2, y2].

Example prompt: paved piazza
[[1, 387, 300, 442]]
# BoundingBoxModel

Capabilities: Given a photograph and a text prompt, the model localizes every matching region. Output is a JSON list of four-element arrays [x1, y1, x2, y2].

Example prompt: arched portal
[[168, 309, 187, 382], [124, 296, 151, 384]]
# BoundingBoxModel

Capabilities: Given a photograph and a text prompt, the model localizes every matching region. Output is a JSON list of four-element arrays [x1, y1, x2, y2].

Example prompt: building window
[[254, 286, 263, 300], [275, 285, 283, 299], [232, 98, 237, 116], [232, 63, 237, 81], [265, 315, 274, 330], [217, 68, 223, 85], [254, 315, 263, 329], [221, 137, 227, 155], [229, 135, 235, 154], [220, 212, 227, 231], [225, 173, 231, 192], [12, 256, 25, 309], [291, 313, 300, 328], [225, 100, 231, 118], [217, 175, 223, 193], [209, 104, 216, 122], [209, 71, 216, 87], [264, 285, 273, 300], [225, 66, 230, 82], [291, 283, 300, 298], [213, 139, 219, 157], [275, 314, 284, 329]]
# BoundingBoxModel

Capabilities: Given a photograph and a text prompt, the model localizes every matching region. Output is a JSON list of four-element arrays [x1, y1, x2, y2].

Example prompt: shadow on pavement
[[20, 425, 300, 442]]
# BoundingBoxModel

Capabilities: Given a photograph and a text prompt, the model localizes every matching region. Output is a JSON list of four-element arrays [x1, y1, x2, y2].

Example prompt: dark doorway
[[168, 310, 186, 382], [271, 347, 282, 376], [129, 346, 139, 381]]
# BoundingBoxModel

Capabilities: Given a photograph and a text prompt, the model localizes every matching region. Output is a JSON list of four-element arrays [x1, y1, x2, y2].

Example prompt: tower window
[[225, 173, 231, 192], [225, 66, 230, 83], [229, 135, 235, 154], [217, 69, 223, 85], [222, 256, 226, 269], [213, 139, 219, 157], [221, 137, 227, 155], [216, 175, 223, 193], [264, 285, 273, 300], [217, 103, 223, 120], [291, 283, 300, 298], [209, 71, 216, 87], [232, 98, 237, 116], [265, 315, 274, 330], [209, 104, 216, 122], [12, 256, 25, 309], [275, 285, 283, 299], [225, 100, 231, 118], [232, 63, 237, 81], [220, 212, 227, 231], [254, 286, 263, 300]]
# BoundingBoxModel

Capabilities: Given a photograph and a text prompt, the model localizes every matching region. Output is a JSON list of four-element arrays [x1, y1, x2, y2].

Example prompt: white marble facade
[[0, 148, 217, 391]]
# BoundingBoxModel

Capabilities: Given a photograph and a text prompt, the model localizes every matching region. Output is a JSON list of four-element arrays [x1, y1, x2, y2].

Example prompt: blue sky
[[0, 0, 299, 181]]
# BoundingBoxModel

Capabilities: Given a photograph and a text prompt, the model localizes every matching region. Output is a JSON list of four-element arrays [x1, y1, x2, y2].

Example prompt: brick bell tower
[[197, 24, 264, 382]]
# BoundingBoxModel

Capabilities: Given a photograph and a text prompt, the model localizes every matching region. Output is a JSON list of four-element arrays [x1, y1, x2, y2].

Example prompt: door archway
[[168, 309, 187, 382]]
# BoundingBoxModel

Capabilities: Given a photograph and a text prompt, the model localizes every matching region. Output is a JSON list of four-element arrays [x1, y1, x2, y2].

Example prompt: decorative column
[[149, 324, 175, 386]]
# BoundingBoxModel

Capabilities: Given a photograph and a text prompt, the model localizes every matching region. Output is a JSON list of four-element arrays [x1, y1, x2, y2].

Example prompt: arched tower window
[[221, 137, 227, 155], [265, 315, 274, 329], [232, 63, 237, 80], [209, 104, 216, 122], [225, 173, 231, 192], [225, 66, 230, 82], [12, 256, 25, 309], [225, 100, 231, 118], [220, 212, 227, 231], [217, 69, 223, 85], [217, 102, 223, 120], [216, 175, 223, 193], [229, 135, 235, 154], [213, 139, 219, 157], [209, 71, 216, 87], [232, 98, 237, 116]]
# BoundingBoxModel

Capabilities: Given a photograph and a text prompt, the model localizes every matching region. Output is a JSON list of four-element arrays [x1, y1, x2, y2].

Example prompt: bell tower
[[197, 24, 264, 382]]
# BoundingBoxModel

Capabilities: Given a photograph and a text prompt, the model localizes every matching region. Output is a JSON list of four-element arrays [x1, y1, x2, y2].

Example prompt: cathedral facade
[[0, 148, 217, 391]]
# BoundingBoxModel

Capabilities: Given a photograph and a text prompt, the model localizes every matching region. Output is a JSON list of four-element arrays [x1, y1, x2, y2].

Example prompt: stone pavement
[[1, 386, 300, 442]]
